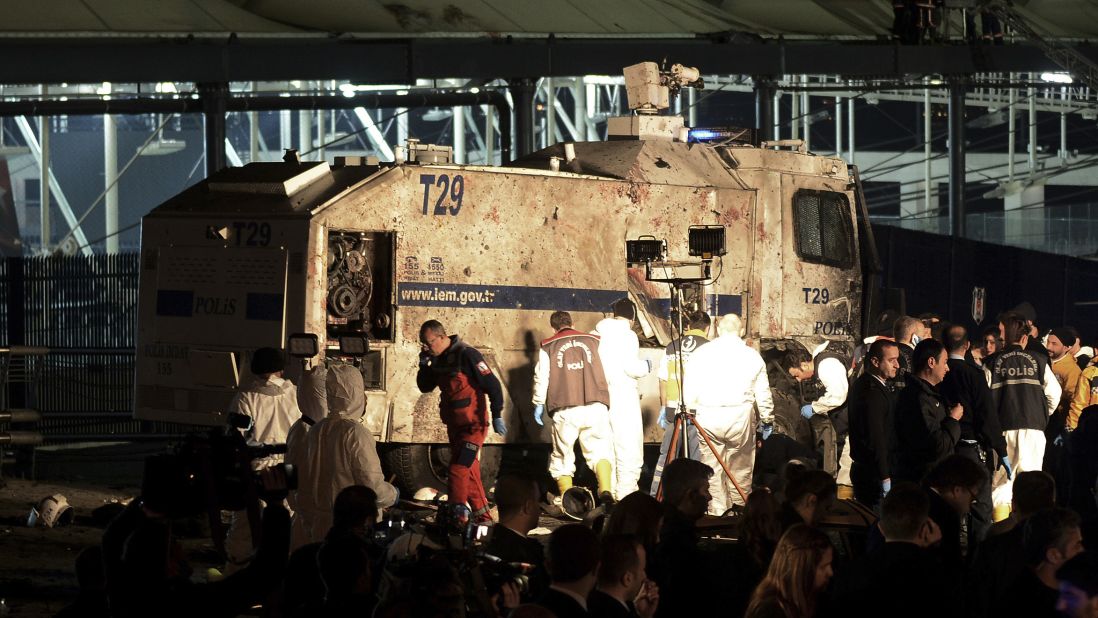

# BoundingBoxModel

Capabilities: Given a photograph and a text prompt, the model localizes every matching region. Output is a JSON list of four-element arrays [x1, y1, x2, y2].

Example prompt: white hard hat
[[27, 494, 74, 528]]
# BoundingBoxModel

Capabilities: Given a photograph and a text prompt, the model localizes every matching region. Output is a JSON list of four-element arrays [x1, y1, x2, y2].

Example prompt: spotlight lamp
[[688, 225, 726, 259], [625, 236, 667, 264]]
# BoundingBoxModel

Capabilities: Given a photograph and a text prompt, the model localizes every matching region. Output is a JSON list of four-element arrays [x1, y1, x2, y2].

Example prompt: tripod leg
[[689, 416, 749, 505], [654, 416, 684, 501]]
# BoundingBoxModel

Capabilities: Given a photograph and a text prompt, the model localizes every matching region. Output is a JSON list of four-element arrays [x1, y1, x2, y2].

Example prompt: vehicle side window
[[792, 189, 854, 269]]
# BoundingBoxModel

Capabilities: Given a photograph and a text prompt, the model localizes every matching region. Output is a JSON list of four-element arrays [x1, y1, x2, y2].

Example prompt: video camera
[[379, 503, 533, 614], [141, 412, 297, 518]]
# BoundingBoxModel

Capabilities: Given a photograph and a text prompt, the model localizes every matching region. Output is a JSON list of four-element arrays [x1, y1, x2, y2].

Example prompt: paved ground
[[0, 441, 576, 617]]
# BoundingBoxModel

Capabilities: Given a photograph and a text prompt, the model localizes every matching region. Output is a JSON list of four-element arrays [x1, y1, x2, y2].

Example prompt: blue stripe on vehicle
[[156, 290, 194, 317], [246, 293, 284, 321], [398, 282, 623, 311], [397, 282, 741, 315]]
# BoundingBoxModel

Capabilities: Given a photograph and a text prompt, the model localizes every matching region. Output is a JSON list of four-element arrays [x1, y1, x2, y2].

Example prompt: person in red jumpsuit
[[417, 320, 506, 522]]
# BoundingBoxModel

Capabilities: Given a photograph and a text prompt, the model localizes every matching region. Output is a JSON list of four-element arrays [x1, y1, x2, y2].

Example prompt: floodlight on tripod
[[625, 236, 666, 264], [688, 225, 726, 259]]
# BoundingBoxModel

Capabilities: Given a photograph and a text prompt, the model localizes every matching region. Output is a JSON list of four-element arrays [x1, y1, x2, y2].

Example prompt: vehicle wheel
[[382, 444, 502, 498]]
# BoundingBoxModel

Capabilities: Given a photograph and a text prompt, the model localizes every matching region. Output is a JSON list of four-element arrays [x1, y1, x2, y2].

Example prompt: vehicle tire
[[382, 443, 502, 498]]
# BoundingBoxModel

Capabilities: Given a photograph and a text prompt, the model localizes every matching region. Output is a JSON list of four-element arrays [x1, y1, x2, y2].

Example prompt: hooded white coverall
[[300, 364, 398, 543], [224, 375, 298, 571], [683, 332, 774, 514], [595, 316, 651, 499], [286, 364, 327, 551]]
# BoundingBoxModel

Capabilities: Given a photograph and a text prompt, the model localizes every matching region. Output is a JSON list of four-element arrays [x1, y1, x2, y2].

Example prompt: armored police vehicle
[[134, 63, 873, 491]]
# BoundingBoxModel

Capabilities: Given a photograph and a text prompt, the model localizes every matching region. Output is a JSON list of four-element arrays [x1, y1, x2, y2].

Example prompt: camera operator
[[484, 473, 548, 601], [301, 364, 398, 543], [102, 457, 291, 618], [224, 346, 299, 573]]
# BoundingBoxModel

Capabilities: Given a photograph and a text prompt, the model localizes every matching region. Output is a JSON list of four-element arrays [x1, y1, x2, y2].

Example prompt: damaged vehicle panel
[[133, 64, 866, 489]]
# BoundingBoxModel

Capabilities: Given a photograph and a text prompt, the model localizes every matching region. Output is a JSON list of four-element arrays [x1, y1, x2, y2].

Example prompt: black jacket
[[927, 487, 963, 568], [890, 376, 960, 483], [832, 541, 962, 618], [848, 373, 894, 480], [537, 588, 590, 618], [484, 525, 548, 601], [968, 522, 1027, 615], [941, 357, 1007, 455], [588, 590, 635, 618], [990, 345, 1052, 432]]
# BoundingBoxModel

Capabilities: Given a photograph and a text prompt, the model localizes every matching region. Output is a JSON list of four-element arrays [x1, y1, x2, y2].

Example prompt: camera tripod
[[652, 283, 747, 507]]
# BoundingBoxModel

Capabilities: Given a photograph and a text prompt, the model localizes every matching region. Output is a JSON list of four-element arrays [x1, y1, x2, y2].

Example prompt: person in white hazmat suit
[[286, 363, 326, 551], [683, 314, 775, 514], [301, 363, 398, 543], [223, 347, 299, 573], [595, 299, 652, 500]]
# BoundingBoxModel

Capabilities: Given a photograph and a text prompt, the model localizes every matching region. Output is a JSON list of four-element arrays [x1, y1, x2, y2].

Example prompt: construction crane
[[981, 0, 1098, 91]]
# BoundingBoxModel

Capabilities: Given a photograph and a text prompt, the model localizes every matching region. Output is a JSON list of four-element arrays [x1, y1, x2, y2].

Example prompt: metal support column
[[397, 107, 408, 148], [800, 75, 810, 151], [545, 77, 556, 148], [924, 78, 932, 212], [38, 87, 49, 254], [573, 80, 588, 141], [834, 95, 842, 158], [249, 82, 259, 163], [199, 82, 228, 177], [1060, 87, 1068, 162], [772, 89, 780, 142], [103, 114, 119, 253], [298, 109, 312, 155], [452, 105, 465, 163], [280, 110, 291, 155], [1028, 81, 1037, 174], [484, 104, 495, 165], [847, 98, 855, 164], [509, 79, 536, 157], [687, 87, 697, 127], [1008, 75, 1017, 181], [754, 77, 774, 142], [948, 79, 967, 237], [316, 110, 326, 161]]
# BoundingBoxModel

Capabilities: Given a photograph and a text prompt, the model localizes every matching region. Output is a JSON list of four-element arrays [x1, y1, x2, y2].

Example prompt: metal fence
[[0, 253, 184, 441]]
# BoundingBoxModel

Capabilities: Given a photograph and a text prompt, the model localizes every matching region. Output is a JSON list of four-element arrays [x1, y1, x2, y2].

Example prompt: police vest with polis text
[[540, 328, 611, 412], [991, 346, 1051, 432]]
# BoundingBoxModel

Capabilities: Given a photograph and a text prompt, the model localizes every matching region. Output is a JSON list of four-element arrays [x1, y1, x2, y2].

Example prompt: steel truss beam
[[0, 38, 1083, 85]]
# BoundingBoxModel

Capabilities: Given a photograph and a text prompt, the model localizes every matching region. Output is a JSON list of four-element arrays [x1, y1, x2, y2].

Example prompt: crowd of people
[[56, 300, 1098, 617]]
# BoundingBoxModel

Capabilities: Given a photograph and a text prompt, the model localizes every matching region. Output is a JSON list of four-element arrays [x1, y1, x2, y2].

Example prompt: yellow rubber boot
[[595, 460, 614, 496], [556, 475, 573, 496]]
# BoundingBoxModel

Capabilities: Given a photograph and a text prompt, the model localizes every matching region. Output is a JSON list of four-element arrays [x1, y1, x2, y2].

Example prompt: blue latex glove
[[800, 404, 815, 420], [533, 404, 545, 426], [761, 423, 773, 441], [492, 418, 507, 436], [882, 478, 892, 496], [1001, 456, 1014, 480]]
